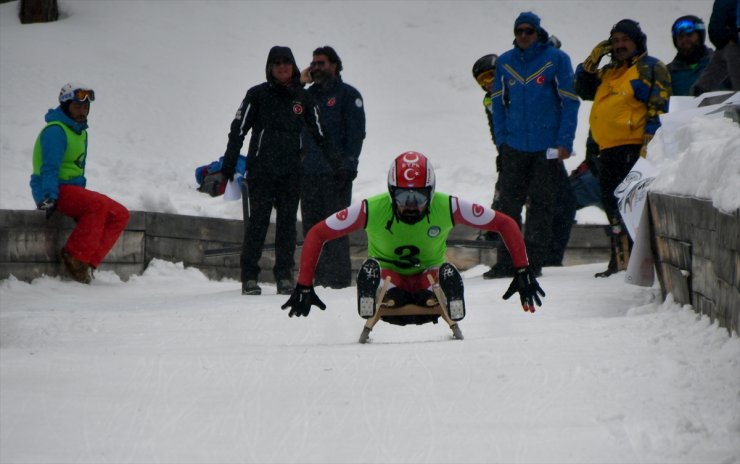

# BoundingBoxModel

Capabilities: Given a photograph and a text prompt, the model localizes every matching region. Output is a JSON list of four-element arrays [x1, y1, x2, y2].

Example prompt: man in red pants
[[31, 83, 130, 283]]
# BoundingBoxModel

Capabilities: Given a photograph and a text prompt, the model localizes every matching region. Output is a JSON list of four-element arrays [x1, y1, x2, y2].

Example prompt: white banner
[[614, 157, 658, 287]]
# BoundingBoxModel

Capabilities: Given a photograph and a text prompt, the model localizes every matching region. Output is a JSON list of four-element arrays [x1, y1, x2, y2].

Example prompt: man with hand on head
[[299, 46, 366, 289], [574, 19, 671, 277]]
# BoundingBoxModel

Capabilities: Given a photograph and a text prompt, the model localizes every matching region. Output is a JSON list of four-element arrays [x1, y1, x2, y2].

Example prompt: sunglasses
[[515, 27, 536, 37], [476, 69, 494, 87], [310, 60, 328, 68], [672, 19, 704, 36], [393, 189, 429, 208]]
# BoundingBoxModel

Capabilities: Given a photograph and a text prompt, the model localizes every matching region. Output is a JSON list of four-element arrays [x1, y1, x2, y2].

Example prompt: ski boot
[[356, 259, 381, 319], [439, 263, 465, 321]]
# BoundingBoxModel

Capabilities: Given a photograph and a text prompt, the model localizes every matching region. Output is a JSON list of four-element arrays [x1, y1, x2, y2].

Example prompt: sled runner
[[358, 274, 464, 344]]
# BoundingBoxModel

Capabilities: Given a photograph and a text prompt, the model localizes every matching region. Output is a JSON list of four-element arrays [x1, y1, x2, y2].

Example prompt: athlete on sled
[[281, 151, 545, 326]]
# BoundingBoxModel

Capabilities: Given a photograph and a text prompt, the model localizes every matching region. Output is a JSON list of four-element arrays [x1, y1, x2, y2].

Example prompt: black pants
[[597, 145, 641, 225], [240, 172, 300, 282], [495, 145, 560, 271], [300, 174, 352, 287], [548, 163, 577, 266]]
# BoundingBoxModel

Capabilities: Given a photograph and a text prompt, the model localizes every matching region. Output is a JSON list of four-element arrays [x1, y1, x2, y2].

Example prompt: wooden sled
[[358, 274, 464, 344]]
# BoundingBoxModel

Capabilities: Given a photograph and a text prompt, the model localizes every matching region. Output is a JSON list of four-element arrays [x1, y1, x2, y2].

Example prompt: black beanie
[[610, 19, 647, 54]]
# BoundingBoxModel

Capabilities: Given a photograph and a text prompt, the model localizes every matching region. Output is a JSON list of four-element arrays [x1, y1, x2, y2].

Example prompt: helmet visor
[[672, 19, 703, 36], [393, 188, 429, 209]]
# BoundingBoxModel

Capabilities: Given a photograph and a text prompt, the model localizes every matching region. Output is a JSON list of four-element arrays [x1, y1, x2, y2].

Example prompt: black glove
[[502, 266, 545, 313], [220, 164, 235, 182], [37, 198, 57, 220], [281, 283, 326, 317], [334, 166, 355, 190]]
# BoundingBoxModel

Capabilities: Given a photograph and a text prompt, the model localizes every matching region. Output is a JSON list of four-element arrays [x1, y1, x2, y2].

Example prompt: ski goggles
[[60, 88, 96, 103], [393, 189, 429, 208], [476, 69, 494, 89], [672, 19, 704, 36]]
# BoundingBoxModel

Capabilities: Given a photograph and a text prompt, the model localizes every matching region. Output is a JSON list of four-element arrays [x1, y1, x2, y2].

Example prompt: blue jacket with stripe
[[491, 38, 580, 153]]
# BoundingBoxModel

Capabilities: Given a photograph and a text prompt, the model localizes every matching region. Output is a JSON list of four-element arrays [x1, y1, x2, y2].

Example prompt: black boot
[[439, 263, 465, 321], [356, 259, 381, 318], [595, 234, 619, 278]]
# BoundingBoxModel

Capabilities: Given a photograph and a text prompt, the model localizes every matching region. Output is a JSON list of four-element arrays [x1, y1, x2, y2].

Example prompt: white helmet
[[59, 82, 95, 104]]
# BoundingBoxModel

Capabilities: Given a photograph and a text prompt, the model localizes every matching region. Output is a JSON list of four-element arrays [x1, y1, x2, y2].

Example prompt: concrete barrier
[[1, 209, 610, 283]]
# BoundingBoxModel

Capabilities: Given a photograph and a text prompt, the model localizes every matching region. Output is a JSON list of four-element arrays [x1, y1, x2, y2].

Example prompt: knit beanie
[[514, 11, 541, 31], [610, 19, 647, 54]]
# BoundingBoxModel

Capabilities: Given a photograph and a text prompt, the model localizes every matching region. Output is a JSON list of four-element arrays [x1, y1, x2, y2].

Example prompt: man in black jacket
[[691, 0, 739, 94], [299, 46, 366, 289], [221, 46, 344, 296], [667, 15, 715, 96]]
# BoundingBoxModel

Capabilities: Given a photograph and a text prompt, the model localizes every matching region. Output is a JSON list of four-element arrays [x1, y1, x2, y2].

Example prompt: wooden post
[[19, 0, 59, 24]]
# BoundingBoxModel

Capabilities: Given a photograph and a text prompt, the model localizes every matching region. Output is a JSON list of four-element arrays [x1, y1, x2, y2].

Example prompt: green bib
[[365, 192, 454, 275], [33, 121, 87, 180]]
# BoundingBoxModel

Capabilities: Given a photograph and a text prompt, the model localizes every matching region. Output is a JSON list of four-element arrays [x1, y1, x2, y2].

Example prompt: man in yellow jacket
[[574, 19, 671, 277]]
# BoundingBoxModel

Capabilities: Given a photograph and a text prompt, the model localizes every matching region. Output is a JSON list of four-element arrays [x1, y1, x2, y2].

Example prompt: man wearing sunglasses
[[31, 83, 130, 284], [281, 151, 545, 323], [488, 11, 580, 279], [667, 16, 716, 96], [574, 19, 671, 277], [299, 46, 366, 290], [220, 46, 345, 296], [691, 0, 740, 95]]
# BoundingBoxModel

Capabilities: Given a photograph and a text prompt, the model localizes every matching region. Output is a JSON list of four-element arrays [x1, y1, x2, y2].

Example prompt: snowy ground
[[2, 261, 739, 463]]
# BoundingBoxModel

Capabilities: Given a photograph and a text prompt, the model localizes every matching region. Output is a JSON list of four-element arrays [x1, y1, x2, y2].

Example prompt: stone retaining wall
[[1, 209, 610, 283], [649, 193, 739, 335]]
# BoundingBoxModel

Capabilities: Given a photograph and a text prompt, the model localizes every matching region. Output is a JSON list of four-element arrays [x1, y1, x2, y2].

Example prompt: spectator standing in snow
[[474, 43, 577, 270], [220, 46, 345, 296], [30, 83, 130, 284], [299, 46, 366, 289], [691, 0, 740, 94], [667, 15, 716, 96], [471, 53, 502, 246], [574, 19, 671, 277], [488, 11, 580, 278]]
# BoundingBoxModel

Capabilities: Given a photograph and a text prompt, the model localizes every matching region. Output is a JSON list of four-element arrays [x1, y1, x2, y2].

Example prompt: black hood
[[265, 46, 300, 83]]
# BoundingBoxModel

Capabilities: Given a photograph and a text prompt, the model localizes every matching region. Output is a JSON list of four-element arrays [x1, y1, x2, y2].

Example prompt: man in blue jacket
[[489, 11, 580, 277], [31, 83, 130, 284], [299, 46, 366, 288]]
